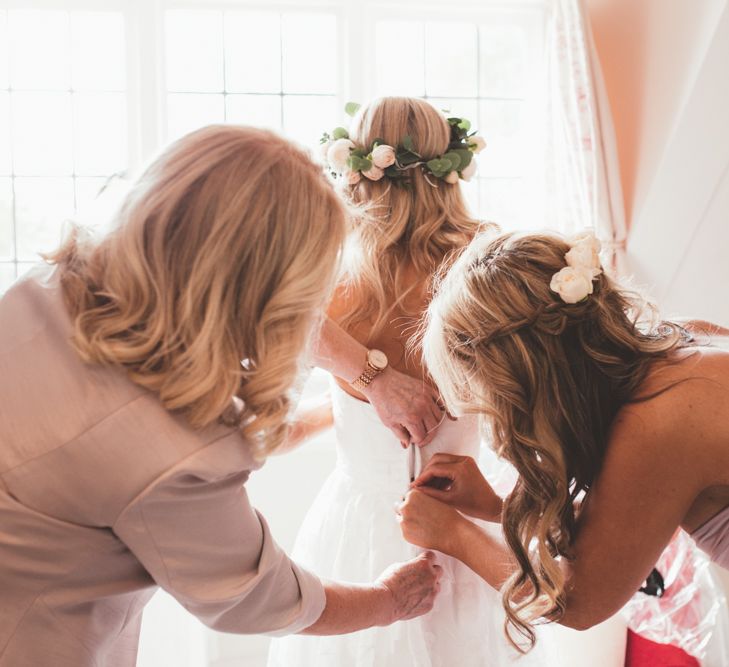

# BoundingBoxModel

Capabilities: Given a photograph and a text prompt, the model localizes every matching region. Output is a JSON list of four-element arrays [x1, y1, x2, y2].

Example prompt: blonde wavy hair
[[422, 231, 688, 650], [49, 125, 346, 457], [337, 97, 487, 336]]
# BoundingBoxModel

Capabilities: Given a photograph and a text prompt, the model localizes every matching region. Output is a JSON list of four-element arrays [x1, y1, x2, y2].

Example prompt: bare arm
[[311, 316, 445, 446], [272, 397, 333, 456], [400, 390, 709, 630], [301, 552, 442, 635], [675, 318, 729, 336]]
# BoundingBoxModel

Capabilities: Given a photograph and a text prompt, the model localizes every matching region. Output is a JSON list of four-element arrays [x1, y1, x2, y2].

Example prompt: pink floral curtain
[[544, 0, 627, 274]]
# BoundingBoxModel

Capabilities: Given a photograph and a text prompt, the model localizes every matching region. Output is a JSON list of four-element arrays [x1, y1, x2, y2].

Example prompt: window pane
[[479, 100, 524, 177], [167, 93, 224, 142], [74, 92, 128, 176], [9, 10, 71, 90], [15, 177, 74, 261], [0, 93, 11, 175], [17, 262, 42, 281], [226, 94, 282, 130], [479, 25, 528, 98], [479, 178, 524, 229], [12, 92, 73, 176], [0, 11, 8, 90], [459, 177, 480, 217], [0, 178, 12, 260], [427, 97, 479, 127], [425, 22, 478, 98], [71, 12, 126, 91], [75, 176, 124, 227], [281, 13, 336, 94], [375, 20, 425, 96], [166, 10, 223, 93], [225, 11, 281, 94], [282, 95, 337, 149], [75, 177, 108, 211]]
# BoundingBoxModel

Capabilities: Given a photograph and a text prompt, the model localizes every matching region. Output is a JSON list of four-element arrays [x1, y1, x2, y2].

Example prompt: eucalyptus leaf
[[442, 151, 462, 171], [452, 148, 473, 169], [402, 135, 415, 152], [344, 102, 361, 117], [332, 127, 350, 140], [347, 154, 372, 172], [427, 158, 453, 178]]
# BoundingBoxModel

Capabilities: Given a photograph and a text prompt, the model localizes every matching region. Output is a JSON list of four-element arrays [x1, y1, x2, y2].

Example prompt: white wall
[[627, 1, 729, 324], [586, 0, 727, 225]]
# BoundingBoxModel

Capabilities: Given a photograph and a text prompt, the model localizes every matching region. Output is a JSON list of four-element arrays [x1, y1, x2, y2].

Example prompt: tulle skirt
[[267, 463, 553, 667]]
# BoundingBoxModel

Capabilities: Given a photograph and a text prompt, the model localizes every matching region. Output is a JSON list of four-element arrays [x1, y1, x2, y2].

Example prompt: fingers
[[430, 389, 457, 422], [427, 452, 469, 465], [410, 485, 451, 503], [406, 419, 428, 447], [428, 402, 444, 428], [411, 465, 454, 488], [417, 549, 437, 563], [391, 424, 411, 447]]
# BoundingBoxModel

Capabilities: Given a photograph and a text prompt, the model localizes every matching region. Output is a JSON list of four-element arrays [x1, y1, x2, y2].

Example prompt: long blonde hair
[[337, 97, 486, 337], [423, 231, 687, 649], [49, 125, 346, 456]]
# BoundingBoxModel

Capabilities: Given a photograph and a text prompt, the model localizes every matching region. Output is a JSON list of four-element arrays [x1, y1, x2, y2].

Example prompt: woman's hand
[[411, 454, 503, 522], [302, 552, 442, 635], [363, 367, 452, 448], [397, 489, 470, 556], [374, 551, 443, 623]]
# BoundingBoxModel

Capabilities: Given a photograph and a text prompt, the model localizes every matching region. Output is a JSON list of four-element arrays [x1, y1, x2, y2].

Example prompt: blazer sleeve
[[112, 432, 326, 636]]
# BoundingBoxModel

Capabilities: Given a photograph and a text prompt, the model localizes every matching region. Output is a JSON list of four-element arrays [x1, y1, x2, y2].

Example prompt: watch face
[[369, 349, 388, 370]]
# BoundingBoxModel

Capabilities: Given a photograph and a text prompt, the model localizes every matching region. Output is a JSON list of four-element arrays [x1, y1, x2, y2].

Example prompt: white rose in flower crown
[[371, 144, 396, 169], [346, 169, 361, 185], [550, 266, 594, 304], [469, 136, 487, 154], [460, 160, 478, 182], [363, 165, 384, 181], [327, 138, 355, 172]]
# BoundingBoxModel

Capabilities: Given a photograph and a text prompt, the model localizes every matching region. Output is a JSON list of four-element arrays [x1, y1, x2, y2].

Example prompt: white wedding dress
[[267, 380, 556, 667]]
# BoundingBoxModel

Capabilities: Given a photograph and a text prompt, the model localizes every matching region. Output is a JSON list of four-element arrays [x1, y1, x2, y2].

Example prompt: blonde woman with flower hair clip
[[399, 230, 729, 654], [268, 98, 554, 667]]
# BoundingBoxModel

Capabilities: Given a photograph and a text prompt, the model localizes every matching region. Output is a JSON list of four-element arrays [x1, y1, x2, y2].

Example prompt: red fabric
[[625, 629, 700, 667]]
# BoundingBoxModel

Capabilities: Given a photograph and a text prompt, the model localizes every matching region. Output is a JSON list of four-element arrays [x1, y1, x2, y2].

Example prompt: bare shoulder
[[326, 282, 356, 323], [610, 345, 729, 485], [678, 319, 729, 338]]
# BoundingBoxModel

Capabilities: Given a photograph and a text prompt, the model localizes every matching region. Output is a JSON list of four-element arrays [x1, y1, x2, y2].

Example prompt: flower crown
[[549, 232, 603, 304], [319, 102, 487, 186]]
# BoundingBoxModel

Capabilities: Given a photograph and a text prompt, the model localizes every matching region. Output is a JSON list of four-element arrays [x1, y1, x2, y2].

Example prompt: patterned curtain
[[544, 0, 627, 274]]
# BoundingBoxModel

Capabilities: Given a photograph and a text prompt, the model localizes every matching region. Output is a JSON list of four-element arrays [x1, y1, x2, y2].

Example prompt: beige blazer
[[0, 267, 325, 667]]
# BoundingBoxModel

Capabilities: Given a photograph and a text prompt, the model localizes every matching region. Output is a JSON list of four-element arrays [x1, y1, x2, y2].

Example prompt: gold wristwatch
[[351, 349, 389, 391]]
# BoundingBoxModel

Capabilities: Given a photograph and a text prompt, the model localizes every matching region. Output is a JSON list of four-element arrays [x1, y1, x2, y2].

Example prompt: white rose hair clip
[[549, 232, 603, 304], [319, 102, 486, 187]]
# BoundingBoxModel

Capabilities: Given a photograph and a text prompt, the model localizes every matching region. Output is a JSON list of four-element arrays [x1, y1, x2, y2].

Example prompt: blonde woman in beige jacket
[[0, 125, 441, 667]]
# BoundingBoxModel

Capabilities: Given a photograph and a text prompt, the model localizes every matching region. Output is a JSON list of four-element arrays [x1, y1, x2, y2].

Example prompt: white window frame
[[2, 0, 546, 171], [1, 0, 548, 289]]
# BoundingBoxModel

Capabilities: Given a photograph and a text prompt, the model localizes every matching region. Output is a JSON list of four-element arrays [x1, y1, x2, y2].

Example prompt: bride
[[267, 97, 552, 666]]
